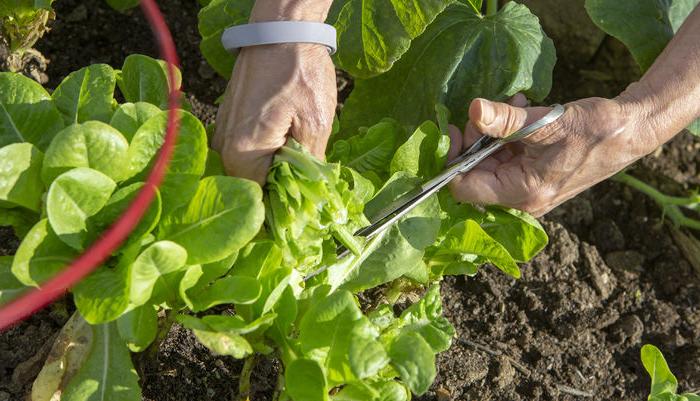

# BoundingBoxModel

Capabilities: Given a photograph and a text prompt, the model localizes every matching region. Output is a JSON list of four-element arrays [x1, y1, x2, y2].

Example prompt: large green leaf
[[397, 285, 455, 353], [232, 241, 291, 322], [182, 275, 261, 312], [46, 168, 116, 250], [73, 263, 130, 324], [52, 64, 117, 125], [0, 143, 44, 211], [328, 119, 407, 184], [109, 102, 161, 142], [0, 207, 38, 239], [129, 241, 188, 307], [299, 290, 379, 385], [176, 314, 254, 359], [585, 0, 700, 71], [117, 304, 158, 353], [42, 121, 129, 184], [286, 358, 329, 401], [0, 72, 64, 150], [333, 381, 410, 401], [0, 256, 24, 305], [61, 322, 141, 401], [341, 173, 441, 292], [431, 219, 521, 278], [118, 54, 181, 110], [126, 110, 207, 214], [197, 0, 255, 78], [388, 332, 435, 395], [481, 207, 548, 262], [327, 0, 453, 78], [11, 219, 76, 287], [390, 120, 450, 179], [341, 2, 556, 132], [158, 176, 265, 265], [85, 183, 162, 248]]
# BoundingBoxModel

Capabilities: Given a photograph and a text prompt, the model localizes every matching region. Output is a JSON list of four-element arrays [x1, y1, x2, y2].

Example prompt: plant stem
[[486, 0, 498, 16], [613, 172, 700, 230], [146, 309, 176, 361], [238, 355, 256, 401], [272, 371, 285, 401]]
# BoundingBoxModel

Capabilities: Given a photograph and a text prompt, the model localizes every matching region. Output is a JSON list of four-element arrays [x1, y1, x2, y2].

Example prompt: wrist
[[250, 0, 332, 22], [615, 81, 672, 155]]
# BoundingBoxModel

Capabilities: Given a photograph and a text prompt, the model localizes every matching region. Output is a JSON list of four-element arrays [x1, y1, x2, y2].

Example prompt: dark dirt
[[2, 1, 699, 401]]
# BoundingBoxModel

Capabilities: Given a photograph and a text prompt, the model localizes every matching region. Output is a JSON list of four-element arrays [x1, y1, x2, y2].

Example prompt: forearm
[[251, 0, 334, 22], [619, 6, 700, 150]]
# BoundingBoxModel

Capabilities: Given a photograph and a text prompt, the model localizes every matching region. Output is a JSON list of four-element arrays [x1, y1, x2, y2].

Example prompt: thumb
[[469, 98, 559, 145]]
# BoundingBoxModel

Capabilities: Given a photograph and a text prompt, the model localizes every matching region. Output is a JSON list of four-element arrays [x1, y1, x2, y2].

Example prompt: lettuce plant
[[641, 345, 700, 401], [0, 0, 54, 73]]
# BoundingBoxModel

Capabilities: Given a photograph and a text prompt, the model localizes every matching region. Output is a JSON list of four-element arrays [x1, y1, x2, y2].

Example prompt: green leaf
[[641, 344, 679, 397], [125, 110, 207, 214], [46, 168, 116, 250], [0, 256, 25, 305], [42, 121, 130, 184], [299, 290, 368, 385], [328, 119, 406, 182], [178, 252, 238, 304], [285, 358, 329, 401], [0, 143, 44, 211], [73, 263, 130, 324], [390, 120, 450, 179], [104, 0, 140, 11], [109, 102, 161, 142], [232, 241, 292, 321], [86, 183, 162, 248], [687, 118, 700, 137], [118, 54, 181, 109], [342, 173, 441, 292], [11, 219, 76, 287], [388, 332, 435, 396], [204, 148, 226, 177], [176, 314, 254, 359], [185, 275, 262, 312], [129, 241, 188, 306], [432, 219, 521, 278], [333, 381, 410, 401], [197, 0, 255, 77], [52, 64, 117, 125], [398, 285, 455, 353], [0, 72, 64, 150], [117, 304, 158, 353], [482, 207, 548, 262], [159, 176, 264, 265], [61, 322, 141, 401], [328, 0, 453, 78], [585, 0, 700, 71], [340, 2, 556, 132], [348, 317, 390, 380]]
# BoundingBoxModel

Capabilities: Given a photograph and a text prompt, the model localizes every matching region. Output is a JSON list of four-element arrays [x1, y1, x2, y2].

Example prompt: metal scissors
[[305, 104, 566, 280]]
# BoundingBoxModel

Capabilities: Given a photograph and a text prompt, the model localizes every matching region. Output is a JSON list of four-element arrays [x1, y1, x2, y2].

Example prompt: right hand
[[447, 95, 656, 216]]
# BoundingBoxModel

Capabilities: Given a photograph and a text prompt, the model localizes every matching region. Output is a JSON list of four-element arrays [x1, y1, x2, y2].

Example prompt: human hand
[[213, 36, 336, 184], [447, 95, 656, 216]]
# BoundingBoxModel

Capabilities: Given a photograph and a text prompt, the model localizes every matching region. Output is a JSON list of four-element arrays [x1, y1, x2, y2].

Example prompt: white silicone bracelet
[[222, 21, 337, 55]]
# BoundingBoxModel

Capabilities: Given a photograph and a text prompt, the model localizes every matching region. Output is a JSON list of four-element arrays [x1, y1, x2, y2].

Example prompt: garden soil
[[1, 1, 699, 400]]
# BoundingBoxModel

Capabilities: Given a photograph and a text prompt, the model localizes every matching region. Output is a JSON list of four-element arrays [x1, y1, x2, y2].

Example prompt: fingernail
[[479, 99, 495, 126]]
